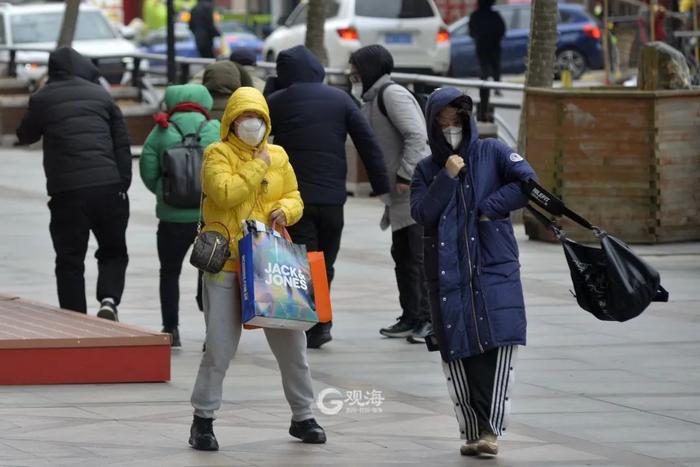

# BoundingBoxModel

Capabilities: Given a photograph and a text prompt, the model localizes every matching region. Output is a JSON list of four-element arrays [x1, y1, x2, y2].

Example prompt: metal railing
[[0, 46, 524, 137]]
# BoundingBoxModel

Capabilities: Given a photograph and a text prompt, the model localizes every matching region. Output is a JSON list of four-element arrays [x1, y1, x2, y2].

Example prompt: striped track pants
[[441, 345, 518, 440]]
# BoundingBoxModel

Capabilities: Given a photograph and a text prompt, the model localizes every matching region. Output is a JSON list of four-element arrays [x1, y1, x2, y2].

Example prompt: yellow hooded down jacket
[[202, 87, 303, 271]]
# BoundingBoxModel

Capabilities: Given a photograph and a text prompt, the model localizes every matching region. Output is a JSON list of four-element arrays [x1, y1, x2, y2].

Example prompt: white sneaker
[[97, 298, 118, 322], [460, 439, 479, 456], [477, 431, 498, 455]]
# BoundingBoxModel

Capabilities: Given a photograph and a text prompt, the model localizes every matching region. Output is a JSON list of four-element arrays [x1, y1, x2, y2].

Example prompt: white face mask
[[442, 126, 463, 150], [236, 117, 266, 147], [350, 82, 363, 101]]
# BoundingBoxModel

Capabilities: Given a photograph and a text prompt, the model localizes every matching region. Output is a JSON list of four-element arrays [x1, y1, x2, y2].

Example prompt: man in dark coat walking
[[17, 47, 132, 321], [189, 0, 220, 58], [266, 45, 391, 349], [469, 0, 506, 105]]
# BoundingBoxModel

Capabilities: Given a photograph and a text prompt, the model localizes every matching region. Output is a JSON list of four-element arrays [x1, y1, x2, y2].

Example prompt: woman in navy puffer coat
[[410, 87, 537, 457]]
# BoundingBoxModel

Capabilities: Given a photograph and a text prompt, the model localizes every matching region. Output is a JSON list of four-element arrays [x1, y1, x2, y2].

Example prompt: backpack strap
[[168, 120, 185, 140], [377, 81, 398, 120], [193, 119, 209, 140]]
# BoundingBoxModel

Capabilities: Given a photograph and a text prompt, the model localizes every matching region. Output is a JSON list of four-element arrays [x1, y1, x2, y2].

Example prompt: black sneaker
[[380, 318, 414, 338], [407, 321, 433, 344], [97, 299, 118, 322], [289, 418, 326, 444], [162, 327, 181, 347], [306, 322, 332, 349], [189, 415, 218, 451]]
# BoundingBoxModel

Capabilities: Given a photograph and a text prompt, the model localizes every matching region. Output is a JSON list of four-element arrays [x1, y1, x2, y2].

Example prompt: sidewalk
[[1, 148, 699, 467]]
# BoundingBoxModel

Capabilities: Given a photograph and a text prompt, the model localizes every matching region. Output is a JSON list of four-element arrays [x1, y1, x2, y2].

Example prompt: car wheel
[[555, 48, 587, 80], [266, 50, 275, 63]]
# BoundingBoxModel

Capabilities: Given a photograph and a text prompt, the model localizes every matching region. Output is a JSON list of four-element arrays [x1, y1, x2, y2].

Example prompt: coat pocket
[[477, 219, 519, 274]]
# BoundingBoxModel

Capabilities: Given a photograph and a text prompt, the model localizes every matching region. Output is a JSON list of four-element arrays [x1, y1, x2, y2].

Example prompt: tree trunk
[[57, 0, 81, 48], [305, 0, 328, 66], [517, 0, 558, 155]]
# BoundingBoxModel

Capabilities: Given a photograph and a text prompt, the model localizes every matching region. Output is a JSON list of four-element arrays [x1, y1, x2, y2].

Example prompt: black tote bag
[[522, 179, 668, 322]]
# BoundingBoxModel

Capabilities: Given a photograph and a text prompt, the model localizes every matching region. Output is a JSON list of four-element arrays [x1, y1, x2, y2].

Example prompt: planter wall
[[524, 87, 700, 243]]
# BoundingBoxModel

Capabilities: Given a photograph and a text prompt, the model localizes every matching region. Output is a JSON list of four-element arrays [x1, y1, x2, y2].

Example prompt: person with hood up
[[16, 47, 131, 321], [410, 87, 537, 457], [266, 45, 391, 349], [140, 84, 220, 347], [229, 48, 266, 91], [189, 0, 220, 58], [348, 45, 432, 342], [200, 60, 243, 120], [188, 87, 326, 450]]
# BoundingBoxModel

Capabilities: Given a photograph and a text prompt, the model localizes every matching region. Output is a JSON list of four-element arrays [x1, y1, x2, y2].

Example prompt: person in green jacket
[[140, 84, 220, 347], [201, 61, 244, 120]]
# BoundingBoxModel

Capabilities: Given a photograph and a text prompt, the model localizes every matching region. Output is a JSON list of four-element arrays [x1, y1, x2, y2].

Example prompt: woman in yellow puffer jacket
[[189, 87, 326, 450]]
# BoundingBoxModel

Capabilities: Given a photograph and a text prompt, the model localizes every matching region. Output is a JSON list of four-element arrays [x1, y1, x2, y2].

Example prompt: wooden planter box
[[524, 87, 700, 244], [0, 94, 29, 146]]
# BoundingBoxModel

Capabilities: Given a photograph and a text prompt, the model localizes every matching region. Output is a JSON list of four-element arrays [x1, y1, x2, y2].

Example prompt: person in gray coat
[[349, 45, 431, 341]]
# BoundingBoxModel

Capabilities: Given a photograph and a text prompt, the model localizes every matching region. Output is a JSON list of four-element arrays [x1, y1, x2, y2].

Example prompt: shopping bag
[[239, 221, 318, 330], [307, 251, 332, 323], [522, 179, 668, 322]]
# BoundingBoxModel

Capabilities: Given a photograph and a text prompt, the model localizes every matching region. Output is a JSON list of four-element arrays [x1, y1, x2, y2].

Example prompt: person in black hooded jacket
[[266, 45, 391, 349], [16, 47, 131, 322]]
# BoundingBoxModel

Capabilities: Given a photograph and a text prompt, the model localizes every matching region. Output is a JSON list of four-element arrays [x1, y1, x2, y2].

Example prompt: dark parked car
[[448, 3, 603, 79]]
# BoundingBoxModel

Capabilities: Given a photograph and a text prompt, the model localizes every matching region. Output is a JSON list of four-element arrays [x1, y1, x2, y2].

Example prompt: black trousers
[[391, 224, 430, 325], [478, 47, 502, 114], [287, 204, 344, 286], [443, 346, 518, 440], [48, 188, 129, 313], [157, 221, 202, 330]]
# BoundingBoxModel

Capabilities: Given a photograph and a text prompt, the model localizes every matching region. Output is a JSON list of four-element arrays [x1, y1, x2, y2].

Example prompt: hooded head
[[48, 47, 99, 82], [229, 48, 257, 67], [349, 45, 394, 93], [203, 61, 243, 97], [163, 84, 213, 111], [220, 87, 272, 150], [274, 45, 325, 90], [478, 0, 495, 10], [425, 87, 478, 166]]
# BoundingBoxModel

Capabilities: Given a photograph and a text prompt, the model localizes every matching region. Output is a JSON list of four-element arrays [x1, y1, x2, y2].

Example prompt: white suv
[[0, 2, 139, 82], [263, 0, 450, 75]]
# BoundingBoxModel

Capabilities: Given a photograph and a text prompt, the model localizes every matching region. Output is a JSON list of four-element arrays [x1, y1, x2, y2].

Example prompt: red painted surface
[[0, 346, 171, 385]]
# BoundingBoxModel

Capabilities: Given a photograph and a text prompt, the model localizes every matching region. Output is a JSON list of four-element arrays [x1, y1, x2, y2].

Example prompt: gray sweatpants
[[191, 271, 315, 421]]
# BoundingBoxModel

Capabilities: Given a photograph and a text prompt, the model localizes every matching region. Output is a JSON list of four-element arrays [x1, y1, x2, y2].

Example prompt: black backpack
[[377, 81, 428, 122], [161, 119, 209, 209], [522, 179, 669, 322]]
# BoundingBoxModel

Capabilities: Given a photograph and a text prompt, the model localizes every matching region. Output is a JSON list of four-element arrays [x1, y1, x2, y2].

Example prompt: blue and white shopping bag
[[238, 220, 318, 330]]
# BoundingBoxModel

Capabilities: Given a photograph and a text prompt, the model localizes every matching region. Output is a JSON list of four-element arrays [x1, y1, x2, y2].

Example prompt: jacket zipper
[[459, 175, 484, 354]]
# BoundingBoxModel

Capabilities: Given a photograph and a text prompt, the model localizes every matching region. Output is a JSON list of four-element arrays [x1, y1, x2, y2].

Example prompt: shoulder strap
[[194, 119, 209, 139], [521, 179, 595, 231], [377, 81, 397, 120], [168, 120, 185, 140]]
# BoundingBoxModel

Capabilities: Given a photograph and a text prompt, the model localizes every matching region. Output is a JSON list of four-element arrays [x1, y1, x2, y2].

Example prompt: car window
[[287, 2, 339, 26], [355, 0, 435, 19], [451, 20, 468, 37], [513, 6, 530, 30], [495, 7, 517, 30], [11, 10, 116, 44], [559, 10, 577, 24]]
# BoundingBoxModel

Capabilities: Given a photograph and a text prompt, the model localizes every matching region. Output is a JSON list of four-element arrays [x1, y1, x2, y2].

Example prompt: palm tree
[[305, 0, 329, 66], [517, 0, 558, 154]]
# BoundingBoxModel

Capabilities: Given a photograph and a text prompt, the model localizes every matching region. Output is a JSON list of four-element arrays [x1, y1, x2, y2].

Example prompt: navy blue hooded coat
[[410, 87, 536, 362], [266, 46, 390, 205]]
